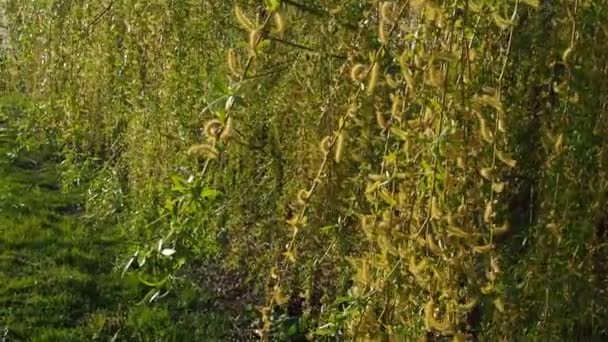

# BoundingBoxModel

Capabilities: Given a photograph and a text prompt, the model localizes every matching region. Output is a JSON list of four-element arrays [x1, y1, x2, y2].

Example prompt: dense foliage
[[1, 0, 607, 340]]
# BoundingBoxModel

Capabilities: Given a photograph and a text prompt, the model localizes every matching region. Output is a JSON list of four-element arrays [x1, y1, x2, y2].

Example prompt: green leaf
[[212, 77, 230, 95], [264, 0, 281, 11], [200, 188, 222, 200], [171, 175, 187, 192], [138, 274, 169, 287], [390, 127, 408, 141], [520, 0, 539, 8], [287, 323, 299, 336]]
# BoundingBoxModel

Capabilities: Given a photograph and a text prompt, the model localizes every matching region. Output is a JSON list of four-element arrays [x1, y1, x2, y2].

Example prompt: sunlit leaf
[[200, 188, 222, 200], [161, 248, 176, 256]]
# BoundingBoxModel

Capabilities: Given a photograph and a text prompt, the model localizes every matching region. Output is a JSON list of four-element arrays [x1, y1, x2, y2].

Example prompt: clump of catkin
[[350, 64, 367, 82]]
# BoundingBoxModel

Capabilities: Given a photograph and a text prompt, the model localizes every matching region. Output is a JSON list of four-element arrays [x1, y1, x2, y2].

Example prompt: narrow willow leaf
[[121, 251, 138, 278], [367, 62, 380, 95], [201, 188, 222, 200], [161, 248, 176, 256]]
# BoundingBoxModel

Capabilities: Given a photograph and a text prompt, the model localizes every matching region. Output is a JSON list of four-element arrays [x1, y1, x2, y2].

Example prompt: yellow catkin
[[562, 46, 574, 64], [376, 111, 389, 130], [188, 144, 218, 159], [496, 150, 517, 168], [204, 119, 223, 137], [473, 243, 493, 254], [426, 234, 441, 255], [385, 74, 398, 88], [399, 50, 409, 69], [408, 255, 428, 275], [480, 167, 493, 181], [484, 201, 493, 223], [478, 114, 494, 143], [234, 5, 256, 31], [554, 133, 564, 153], [273, 286, 289, 305], [424, 301, 450, 332], [378, 20, 389, 44], [447, 226, 469, 239], [248, 29, 261, 56], [319, 136, 332, 155], [219, 116, 233, 141], [367, 62, 380, 95], [227, 49, 240, 76], [430, 197, 443, 220], [493, 298, 505, 312], [391, 94, 402, 121], [492, 181, 505, 193], [498, 117, 506, 133], [490, 257, 501, 274], [273, 12, 286, 37], [492, 222, 510, 237], [350, 64, 367, 82], [380, 2, 395, 23], [297, 189, 311, 204], [334, 132, 345, 163], [426, 60, 444, 88], [424, 300, 435, 330], [461, 297, 479, 311]]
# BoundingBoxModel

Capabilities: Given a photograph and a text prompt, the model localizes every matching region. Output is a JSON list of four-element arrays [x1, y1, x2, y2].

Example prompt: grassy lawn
[[0, 112, 138, 340]]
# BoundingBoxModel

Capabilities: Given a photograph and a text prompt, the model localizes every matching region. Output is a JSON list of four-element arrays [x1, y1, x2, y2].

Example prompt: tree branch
[[84, 0, 114, 33]]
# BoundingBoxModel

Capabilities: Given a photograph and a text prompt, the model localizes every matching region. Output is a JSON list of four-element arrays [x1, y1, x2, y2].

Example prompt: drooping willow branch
[[84, 0, 114, 34]]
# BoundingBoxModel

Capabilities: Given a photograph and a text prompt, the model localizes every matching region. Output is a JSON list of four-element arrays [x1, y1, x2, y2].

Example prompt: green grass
[[0, 115, 140, 340], [0, 102, 243, 341]]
